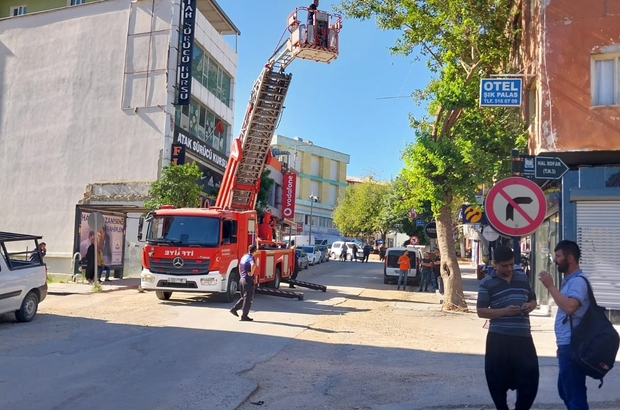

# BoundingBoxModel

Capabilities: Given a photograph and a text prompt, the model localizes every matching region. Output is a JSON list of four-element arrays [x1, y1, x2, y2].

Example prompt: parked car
[[317, 245, 330, 263], [329, 241, 364, 261], [0, 231, 48, 322], [383, 246, 422, 285], [301, 246, 322, 265], [296, 248, 309, 270]]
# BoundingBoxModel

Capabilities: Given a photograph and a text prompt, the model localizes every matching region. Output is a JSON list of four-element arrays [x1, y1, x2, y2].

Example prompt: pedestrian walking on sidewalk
[[477, 245, 539, 410], [230, 245, 258, 322], [538, 240, 590, 410]]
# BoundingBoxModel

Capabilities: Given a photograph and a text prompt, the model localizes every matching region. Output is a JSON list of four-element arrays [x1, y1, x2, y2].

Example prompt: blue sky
[[220, 0, 431, 180]]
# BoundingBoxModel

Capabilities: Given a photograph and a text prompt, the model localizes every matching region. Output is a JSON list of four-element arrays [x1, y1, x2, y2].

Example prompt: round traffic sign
[[482, 226, 500, 242], [425, 222, 437, 239], [409, 236, 419, 245], [485, 177, 546, 236]]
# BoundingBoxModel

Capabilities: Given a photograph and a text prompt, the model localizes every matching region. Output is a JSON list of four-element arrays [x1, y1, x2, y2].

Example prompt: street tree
[[378, 180, 429, 245], [145, 163, 203, 209], [256, 169, 275, 215], [333, 179, 390, 238], [337, 0, 526, 310]]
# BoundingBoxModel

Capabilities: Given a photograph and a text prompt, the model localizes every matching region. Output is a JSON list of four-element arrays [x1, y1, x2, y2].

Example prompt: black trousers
[[362, 252, 370, 262], [485, 332, 539, 410], [232, 278, 255, 318]]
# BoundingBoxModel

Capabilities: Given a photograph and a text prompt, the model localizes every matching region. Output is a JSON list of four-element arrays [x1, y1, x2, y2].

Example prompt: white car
[[0, 232, 48, 322], [329, 241, 364, 261], [301, 246, 322, 265]]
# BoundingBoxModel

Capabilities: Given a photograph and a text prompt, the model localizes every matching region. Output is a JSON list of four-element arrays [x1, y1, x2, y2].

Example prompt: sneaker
[[240, 316, 254, 322], [403, 287, 407, 291], [289, 285, 296, 289], [397, 286, 400, 290], [229, 309, 239, 317]]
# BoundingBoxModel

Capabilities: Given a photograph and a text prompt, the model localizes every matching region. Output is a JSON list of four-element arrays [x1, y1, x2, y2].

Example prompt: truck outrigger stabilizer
[[286, 279, 327, 293], [255, 286, 305, 300]]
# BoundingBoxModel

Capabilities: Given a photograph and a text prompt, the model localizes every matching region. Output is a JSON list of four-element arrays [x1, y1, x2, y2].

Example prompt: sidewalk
[[47, 275, 141, 295]]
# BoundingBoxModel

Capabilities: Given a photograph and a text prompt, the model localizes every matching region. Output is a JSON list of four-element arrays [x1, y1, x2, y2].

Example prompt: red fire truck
[[139, 7, 342, 302]]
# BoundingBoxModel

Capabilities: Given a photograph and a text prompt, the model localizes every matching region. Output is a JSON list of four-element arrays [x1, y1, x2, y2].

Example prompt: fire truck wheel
[[267, 267, 281, 289], [223, 270, 239, 303], [155, 291, 172, 301]]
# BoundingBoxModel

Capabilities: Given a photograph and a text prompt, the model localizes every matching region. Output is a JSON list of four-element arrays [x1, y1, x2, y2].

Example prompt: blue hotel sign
[[479, 78, 522, 107]]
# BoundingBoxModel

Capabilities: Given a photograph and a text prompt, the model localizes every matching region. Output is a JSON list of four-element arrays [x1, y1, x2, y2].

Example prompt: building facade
[[0, 0, 238, 274], [271, 134, 349, 244], [518, 0, 620, 313]]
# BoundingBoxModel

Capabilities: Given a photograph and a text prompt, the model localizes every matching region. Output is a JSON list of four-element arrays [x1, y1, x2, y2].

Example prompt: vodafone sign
[[281, 172, 297, 219]]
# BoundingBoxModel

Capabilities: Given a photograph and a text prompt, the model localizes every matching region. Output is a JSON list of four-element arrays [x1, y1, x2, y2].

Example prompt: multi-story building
[[0, 0, 238, 275], [517, 0, 620, 313], [271, 134, 349, 244]]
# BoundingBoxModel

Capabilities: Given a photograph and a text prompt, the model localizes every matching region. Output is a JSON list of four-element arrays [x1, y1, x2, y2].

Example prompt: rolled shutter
[[576, 201, 620, 309]]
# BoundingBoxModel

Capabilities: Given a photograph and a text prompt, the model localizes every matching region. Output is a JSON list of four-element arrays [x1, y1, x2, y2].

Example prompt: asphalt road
[[0, 258, 375, 410]]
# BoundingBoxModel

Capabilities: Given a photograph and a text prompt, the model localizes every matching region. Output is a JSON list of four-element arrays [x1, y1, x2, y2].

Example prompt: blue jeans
[[98, 266, 110, 280], [557, 345, 588, 410], [397, 270, 408, 288], [419, 270, 432, 290]]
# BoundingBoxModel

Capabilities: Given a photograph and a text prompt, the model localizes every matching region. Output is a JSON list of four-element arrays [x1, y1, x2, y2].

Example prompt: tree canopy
[[144, 163, 203, 209], [336, 0, 526, 310]]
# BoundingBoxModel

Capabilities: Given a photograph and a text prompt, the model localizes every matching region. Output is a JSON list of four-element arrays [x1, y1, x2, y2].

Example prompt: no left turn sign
[[485, 177, 546, 237]]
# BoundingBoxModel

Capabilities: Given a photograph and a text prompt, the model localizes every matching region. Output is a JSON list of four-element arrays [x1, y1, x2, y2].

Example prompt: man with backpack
[[539, 240, 591, 409]]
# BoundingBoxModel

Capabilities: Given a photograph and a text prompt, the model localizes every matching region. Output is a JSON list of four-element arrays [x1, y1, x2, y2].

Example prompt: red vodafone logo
[[281, 173, 297, 218], [485, 177, 546, 237]]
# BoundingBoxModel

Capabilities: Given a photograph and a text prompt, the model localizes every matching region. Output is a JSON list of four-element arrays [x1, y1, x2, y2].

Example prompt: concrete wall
[[523, 0, 620, 153], [0, 0, 169, 262]]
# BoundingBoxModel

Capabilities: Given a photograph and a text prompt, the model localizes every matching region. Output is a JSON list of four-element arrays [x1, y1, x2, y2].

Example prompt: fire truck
[[139, 7, 342, 302]]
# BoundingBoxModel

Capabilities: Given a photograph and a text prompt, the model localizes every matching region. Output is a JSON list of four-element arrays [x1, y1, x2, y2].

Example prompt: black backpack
[[565, 275, 620, 387]]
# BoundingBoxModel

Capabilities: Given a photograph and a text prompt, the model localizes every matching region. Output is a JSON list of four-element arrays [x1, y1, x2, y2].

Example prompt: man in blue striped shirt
[[477, 246, 539, 410]]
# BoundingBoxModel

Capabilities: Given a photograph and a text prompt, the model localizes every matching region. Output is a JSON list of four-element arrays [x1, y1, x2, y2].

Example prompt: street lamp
[[308, 194, 319, 243]]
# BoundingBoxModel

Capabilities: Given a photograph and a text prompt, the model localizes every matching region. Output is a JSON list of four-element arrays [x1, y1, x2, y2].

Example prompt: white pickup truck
[[0, 232, 48, 322]]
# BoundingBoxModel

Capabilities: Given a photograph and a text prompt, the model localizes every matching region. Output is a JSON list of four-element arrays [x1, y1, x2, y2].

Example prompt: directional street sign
[[485, 177, 546, 237], [416, 220, 425, 227], [425, 222, 437, 239], [521, 155, 569, 180], [479, 78, 522, 107]]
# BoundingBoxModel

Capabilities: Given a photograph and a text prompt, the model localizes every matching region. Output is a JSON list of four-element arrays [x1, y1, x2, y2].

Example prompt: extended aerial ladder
[[215, 7, 342, 211]]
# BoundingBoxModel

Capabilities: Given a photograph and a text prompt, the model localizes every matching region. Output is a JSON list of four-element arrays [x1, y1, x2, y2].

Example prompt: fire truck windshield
[[146, 216, 220, 247]]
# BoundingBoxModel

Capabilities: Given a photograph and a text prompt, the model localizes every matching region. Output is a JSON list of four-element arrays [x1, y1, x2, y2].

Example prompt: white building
[[0, 0, 239, 275]]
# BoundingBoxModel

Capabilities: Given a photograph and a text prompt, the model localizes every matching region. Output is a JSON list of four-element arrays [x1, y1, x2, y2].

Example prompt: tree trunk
[[436, 204, 468, 312]]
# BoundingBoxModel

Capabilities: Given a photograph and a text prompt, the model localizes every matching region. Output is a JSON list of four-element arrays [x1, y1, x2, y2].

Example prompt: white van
[[382, 246, 422, 285], [0, 232, 48, 322]]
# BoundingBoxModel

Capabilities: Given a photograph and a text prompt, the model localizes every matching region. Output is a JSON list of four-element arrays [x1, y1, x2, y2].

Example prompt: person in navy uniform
[[230, 245, 258, 321]]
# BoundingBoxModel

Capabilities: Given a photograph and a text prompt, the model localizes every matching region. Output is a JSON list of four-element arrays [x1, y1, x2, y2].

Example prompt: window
[[175, 99, 229, 152], [310, 155, 320, 176], [592, 56, 619, 106], [69, 0, 86, 5], [328, 184, 337, 205], [330, 160, 338, 180], [189, 43, 233, 107], [11, 5, 27, 15]]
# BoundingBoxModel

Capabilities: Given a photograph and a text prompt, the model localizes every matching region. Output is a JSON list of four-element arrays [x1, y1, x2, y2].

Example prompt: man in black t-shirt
[[307, 0, 319, 25]]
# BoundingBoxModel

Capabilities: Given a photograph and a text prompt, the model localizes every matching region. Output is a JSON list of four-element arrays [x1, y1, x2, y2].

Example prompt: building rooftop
[[197, 0, 240, 35]]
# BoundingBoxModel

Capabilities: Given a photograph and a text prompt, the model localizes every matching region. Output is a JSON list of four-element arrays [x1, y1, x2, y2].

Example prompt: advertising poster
[[78, 211, 125, 266]]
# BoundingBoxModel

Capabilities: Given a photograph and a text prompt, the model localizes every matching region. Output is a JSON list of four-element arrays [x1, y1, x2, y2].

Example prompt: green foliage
[[336, 0, 526, 216], [256, 169, 275, 214], [145, 163, 203, 209], [333, 179, 390, 236]]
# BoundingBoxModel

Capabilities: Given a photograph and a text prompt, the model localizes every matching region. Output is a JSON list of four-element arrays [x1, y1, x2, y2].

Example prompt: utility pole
[[308, 194, 318, 244], [511, 148, 522, 265]]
